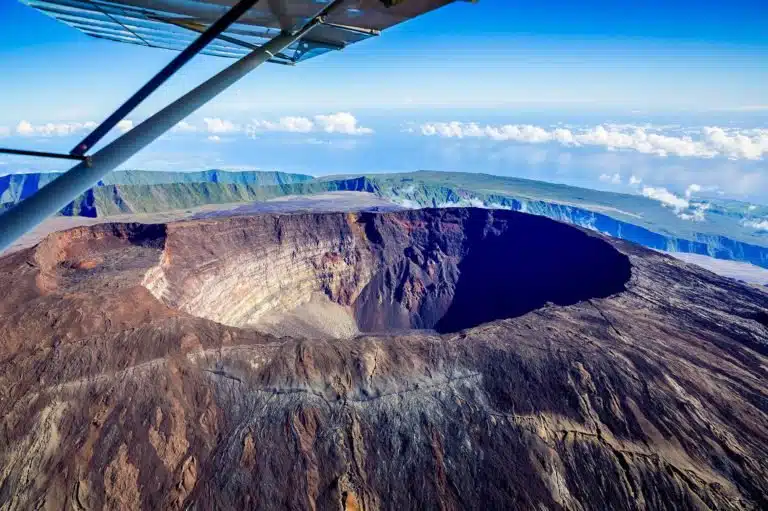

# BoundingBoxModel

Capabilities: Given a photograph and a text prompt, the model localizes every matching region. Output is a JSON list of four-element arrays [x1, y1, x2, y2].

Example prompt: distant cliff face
[[4, 170, 766, 269], [0, 209, 767, 510], [376, 181, 768, 269], [0, 170, 315, 216]]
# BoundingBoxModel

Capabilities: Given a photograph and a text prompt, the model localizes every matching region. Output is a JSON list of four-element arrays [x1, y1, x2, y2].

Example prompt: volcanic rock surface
[[0, 208, 766, 510], [142, 209, 631, 338]]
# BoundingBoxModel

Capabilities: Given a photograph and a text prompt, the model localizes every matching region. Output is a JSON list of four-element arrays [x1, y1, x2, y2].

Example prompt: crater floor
[[0, 208, 766, 510]]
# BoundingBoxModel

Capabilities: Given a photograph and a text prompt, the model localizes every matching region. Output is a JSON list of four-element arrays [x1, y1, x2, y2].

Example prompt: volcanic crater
[[142, 209, 633, 338], [1, 208, 767, 510]]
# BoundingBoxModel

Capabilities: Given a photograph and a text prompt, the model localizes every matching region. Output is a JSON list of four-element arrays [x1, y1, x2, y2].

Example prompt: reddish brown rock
[[0, 208, 766, 510]]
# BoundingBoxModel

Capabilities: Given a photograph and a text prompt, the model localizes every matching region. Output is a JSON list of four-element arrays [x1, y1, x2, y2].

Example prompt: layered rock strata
[[0, 209, 766, 510]]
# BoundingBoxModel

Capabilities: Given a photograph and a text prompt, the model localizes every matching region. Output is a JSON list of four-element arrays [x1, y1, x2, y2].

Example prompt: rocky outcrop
[[0, 208, 766, 510]]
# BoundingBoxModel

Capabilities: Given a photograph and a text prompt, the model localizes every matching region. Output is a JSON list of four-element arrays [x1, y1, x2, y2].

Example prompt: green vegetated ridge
[[91, 177, 375, 216], [2, 169, 766, 267], [0, 169, 314, 206], [334, 171, 768, 267]]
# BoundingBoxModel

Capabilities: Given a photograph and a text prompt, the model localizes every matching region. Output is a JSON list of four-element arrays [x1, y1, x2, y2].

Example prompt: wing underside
[[20, 0, 463, 64]]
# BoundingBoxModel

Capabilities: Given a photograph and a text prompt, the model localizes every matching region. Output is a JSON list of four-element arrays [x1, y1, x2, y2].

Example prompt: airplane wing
[[20, 0, 467, 64], [0, 0, 474, 253]]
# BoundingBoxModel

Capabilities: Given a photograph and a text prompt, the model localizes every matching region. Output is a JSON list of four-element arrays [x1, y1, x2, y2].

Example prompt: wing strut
[[69, 0, 262, 156], [0, 147, 89, 163], [0, 0, 345, 253]]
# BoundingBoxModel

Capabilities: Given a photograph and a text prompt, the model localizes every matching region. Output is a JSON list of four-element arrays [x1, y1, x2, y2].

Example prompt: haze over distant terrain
[[0, 1, 766, 202], [2, 110, 767, 204], [3, 170, 767, 276], [669, 253, 768, 287]]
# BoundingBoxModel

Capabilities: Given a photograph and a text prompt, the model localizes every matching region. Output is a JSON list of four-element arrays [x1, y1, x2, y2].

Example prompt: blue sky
[[0, 0, 767, 204]]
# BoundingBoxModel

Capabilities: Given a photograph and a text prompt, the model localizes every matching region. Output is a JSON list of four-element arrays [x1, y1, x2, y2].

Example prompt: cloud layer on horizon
[[247, 112, 373, 136], [196, 113, 374, 138], [0, 113, 372, 140], [0, 112, 765, 206], [3, 119, 134, 138], [417, 122, 768, 161]]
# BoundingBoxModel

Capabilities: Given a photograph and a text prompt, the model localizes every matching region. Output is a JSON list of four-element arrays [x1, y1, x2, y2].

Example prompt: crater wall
[[143, 209, 632, 337]]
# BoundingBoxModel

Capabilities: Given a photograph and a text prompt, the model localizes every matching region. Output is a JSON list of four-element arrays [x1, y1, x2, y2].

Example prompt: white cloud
[[248, 116, 315, 135], [742, 218, 768, 231], [641, 185, 713, 221], [204, 117, 239, 134], [684, 183, 701, 199], [748, 205, 757, 211], [702, 127, 768, 160], [421, 122, 550, 143], [246, 112, 373, 137], [16, 120, 34, 136], [599, 173, 621, 184], [417, 122, 768, 160], [15, 120, 97, 137], [642, 186, 690, 211], [629, 175, 642, 185], [314, 112, 373, 135], [116, 119, 133, 133], [677, 202, 710, 222], [172, 121, 198, 133], [207, 135, 222, 143]]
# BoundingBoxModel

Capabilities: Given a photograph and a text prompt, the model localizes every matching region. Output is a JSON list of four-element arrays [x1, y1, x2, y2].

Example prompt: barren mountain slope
[[0, 208, 766, 510]]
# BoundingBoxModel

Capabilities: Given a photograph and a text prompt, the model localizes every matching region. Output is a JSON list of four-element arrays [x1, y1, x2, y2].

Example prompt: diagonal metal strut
[[69, 0, 263, 156], [154, 17, 299, 64], [0, 0, 346, 254], [0, 147, 89, 163]]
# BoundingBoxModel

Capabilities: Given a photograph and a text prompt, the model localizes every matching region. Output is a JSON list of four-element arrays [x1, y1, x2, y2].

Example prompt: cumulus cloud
[[599, 173, 621, 184], [15, 120, 97, 137], [684, 184, 701, 199], [248, 116, 315, 134], [642, 186, 690, 211], [165, 113, 374, 139], [7, 118, 130, 138], [204, 117, 239, 134], [421, 122, 551, 143], [314, 112, 373, 135], [417, 122, 768, 160], [703, 127, 768, 160], [677, 202, 710, 222], [246, 112, 372, 137], [207, 135, 222, 143], [172, 121, 198, 133], [742, 218, 768, 231], [629, 175, 642, 186], [116, 119, 134, 133], [641, 185, 713, 221]]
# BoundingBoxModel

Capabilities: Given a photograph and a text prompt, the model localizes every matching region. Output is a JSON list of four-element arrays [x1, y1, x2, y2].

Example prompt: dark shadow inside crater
[[434, 218, 632, 333], [353, 213, 633, 335]]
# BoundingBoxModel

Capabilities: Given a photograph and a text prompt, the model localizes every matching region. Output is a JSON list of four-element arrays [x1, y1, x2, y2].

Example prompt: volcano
[[0, 208, 766, 510]]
